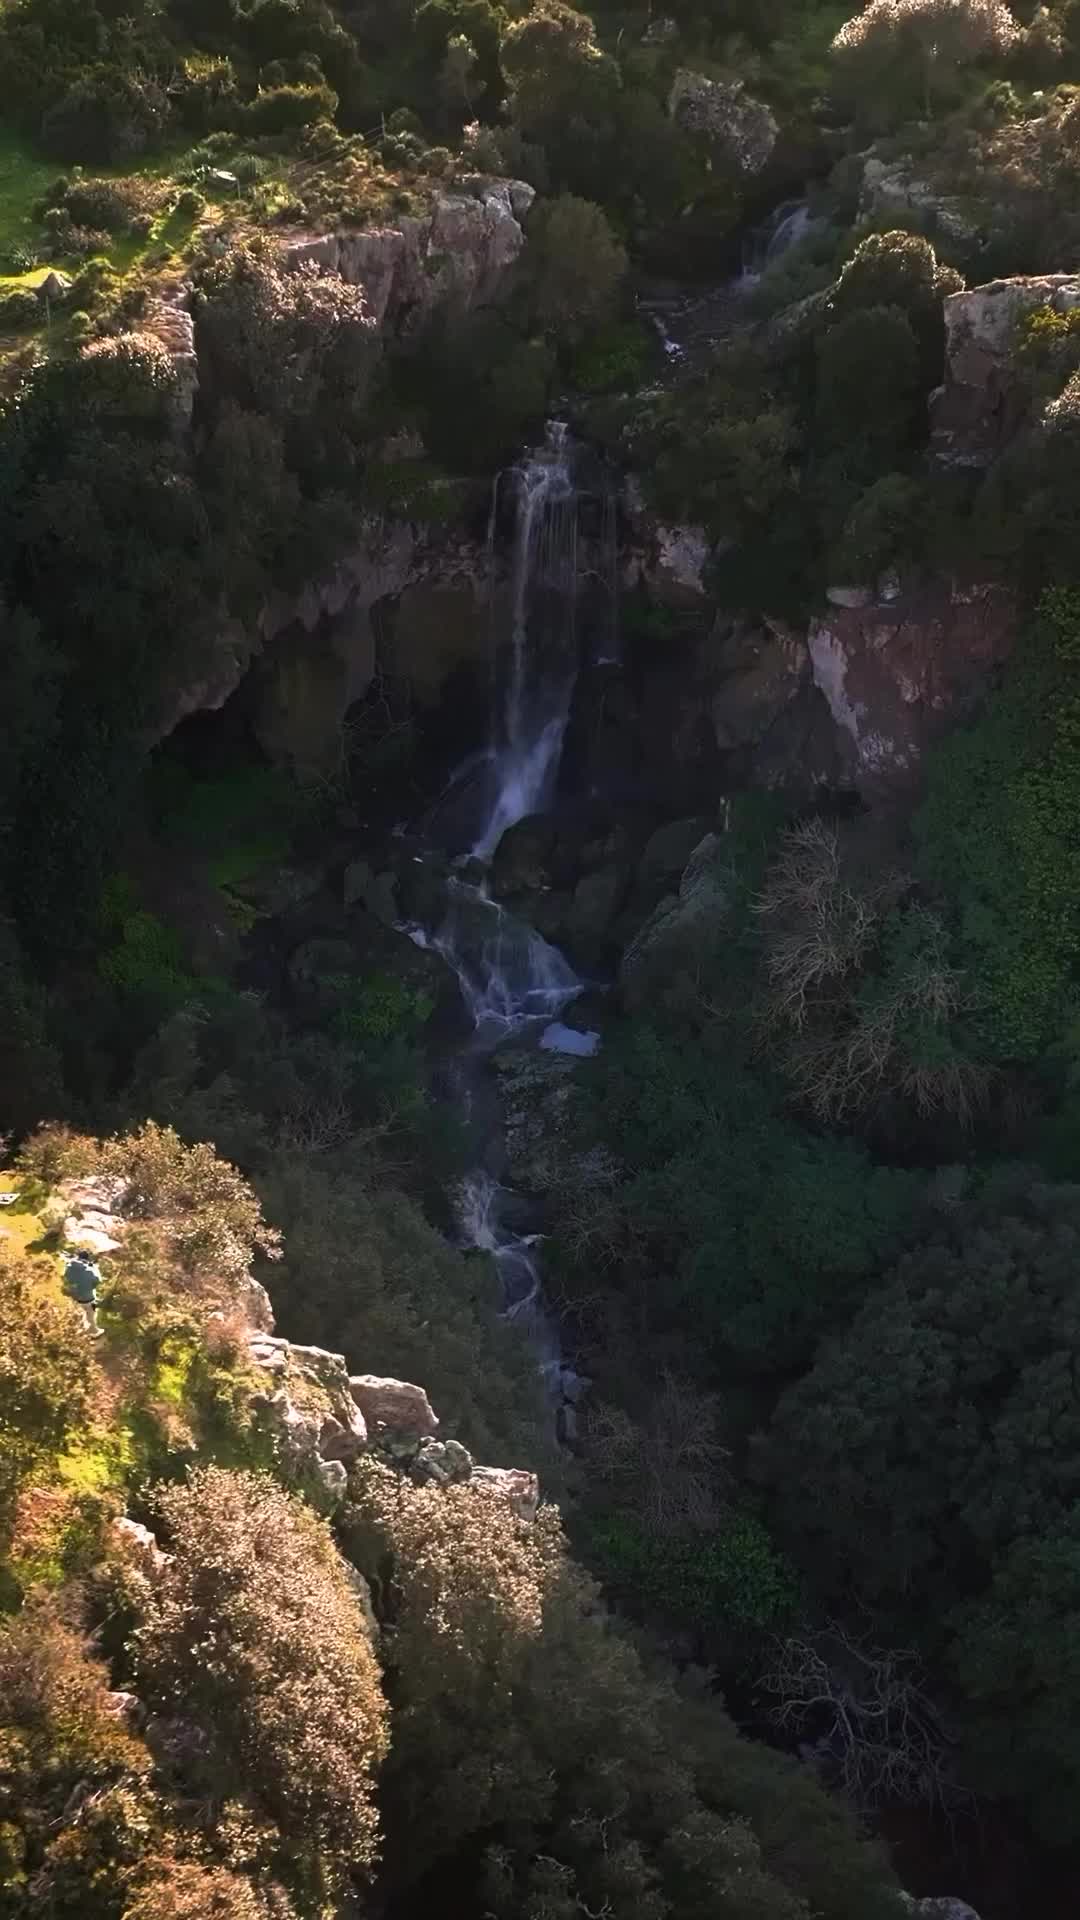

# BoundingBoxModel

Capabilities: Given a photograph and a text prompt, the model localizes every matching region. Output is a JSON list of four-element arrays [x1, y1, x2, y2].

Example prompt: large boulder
[[349, 1374, 440, 1438], [491, 815, 559, 897], [932, 274, 1080, 468], [470, 1465, 541, 1521], [668, 70, 778, 177], [806, 580, 1015, 787]]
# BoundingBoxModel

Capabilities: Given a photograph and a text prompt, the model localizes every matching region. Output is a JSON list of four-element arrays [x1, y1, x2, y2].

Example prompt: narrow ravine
[[401, 424, 599, 1430]]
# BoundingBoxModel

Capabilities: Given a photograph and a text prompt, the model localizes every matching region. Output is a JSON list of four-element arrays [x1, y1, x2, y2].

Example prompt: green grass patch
[[153, 1332, 198, 1406], [56, 1422, 135, 1496], [0, 125, 61, 268]]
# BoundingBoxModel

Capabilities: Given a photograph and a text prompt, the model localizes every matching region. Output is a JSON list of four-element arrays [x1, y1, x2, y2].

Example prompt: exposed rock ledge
[[159, 516, 491, 769], [932, 273, 1080, 467], [246, 1331, 540, 1519], [806, 581, 1014, 786], [280, 177, 535, 332]]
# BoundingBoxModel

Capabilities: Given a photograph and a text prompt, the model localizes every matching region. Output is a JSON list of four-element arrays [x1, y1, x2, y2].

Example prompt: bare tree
[[586, 1372, 731, 1538], [754, 819, 893, 1030], [758, 1624, 966, 1813]]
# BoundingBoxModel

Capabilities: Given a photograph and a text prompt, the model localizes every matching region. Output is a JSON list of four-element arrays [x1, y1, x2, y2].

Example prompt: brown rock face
[[807, 582, 1014, 788]]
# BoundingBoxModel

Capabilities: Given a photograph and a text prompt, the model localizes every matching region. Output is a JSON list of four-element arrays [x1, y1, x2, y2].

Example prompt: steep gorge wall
[[144, 217, 1055, 812]]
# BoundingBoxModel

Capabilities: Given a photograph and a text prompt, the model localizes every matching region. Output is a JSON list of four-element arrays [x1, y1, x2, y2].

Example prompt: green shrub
[[41, 66, 171, 164], [62, 176, 155, 232], [816, 304, 921, 461], [830, 471, 929, 580], [570, 317, 651, 393], [590, 1509, 799, 1634], [134, 1467, 388, 1900], [760, 1176, 1080, 1840], [525, 192, 627, 344], [172, 54, 240, 132], [0, 287, 40, 330], [918, 588, 1080, 1059], [245, 80, 339, 135]]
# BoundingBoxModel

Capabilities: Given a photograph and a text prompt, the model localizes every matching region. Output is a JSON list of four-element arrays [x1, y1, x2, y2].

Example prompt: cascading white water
[[407, 877, 581, 1042], [400, 422, 598, 1427], [738, 198, 816, 292], [471, 422, 579, 860]]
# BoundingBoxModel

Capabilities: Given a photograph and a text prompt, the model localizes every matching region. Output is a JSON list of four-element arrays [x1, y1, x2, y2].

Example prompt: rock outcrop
[[348, 1374, 440, 1438], [859, 154, 977, 251], [245, 1333, 540, 1518], [622, 475, 711, 605], [160, 518, 491, 772], [806, 581, 1014, 786], [932, 273, 1080, 467], [58, 1172, 276, 1329], [668, 70, 778, 176], [902, 1900, 981, 1920], [620, 832, 732, 1010], [280, 178, 534, 334]]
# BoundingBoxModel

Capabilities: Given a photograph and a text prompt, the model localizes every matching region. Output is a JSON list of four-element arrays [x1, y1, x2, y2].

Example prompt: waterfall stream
[[402, 424, 597, 1423], [472, 421, 580, 861]]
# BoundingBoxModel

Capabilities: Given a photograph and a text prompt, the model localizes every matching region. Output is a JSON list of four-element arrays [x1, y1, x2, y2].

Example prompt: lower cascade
[[403, 423, 598, 1425]]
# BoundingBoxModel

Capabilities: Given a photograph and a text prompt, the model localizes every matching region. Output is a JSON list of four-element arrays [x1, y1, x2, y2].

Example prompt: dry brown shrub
[[134, 1468, 387, 1892]]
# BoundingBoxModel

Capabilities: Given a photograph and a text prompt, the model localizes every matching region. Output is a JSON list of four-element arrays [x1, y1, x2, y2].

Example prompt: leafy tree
[[524, 192, 627, 343], [501, 0, 616, 140], [758, 1177, 1080, 1834], [42, 64, 171, 161], [193, 245, 379, 491], [830, 471, 929, 582], [133, 1468, 388, 1904], [829, 230, 963, 381], [636, 340, 801, 553], [344, 1462, 903, 1918], [815, 305, 921, 464], [500, 0, 620, 197], [917, 589, 1080, 1059], [832, 0, 1019, 124], [560, 1019, 916, 1375]]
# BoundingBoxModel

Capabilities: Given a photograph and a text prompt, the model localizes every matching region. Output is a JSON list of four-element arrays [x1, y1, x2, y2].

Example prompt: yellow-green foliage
[[0, 1244, 93, 1545]]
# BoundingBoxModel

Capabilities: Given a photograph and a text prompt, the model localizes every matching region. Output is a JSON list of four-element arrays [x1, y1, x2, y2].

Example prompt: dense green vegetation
[[8, 0, 1080, 1917]]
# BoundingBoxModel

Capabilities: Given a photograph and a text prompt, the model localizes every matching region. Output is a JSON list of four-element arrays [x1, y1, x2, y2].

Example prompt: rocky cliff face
[[280, 178, 535, 332], [619, 487, 1015, 798], [931, 272, 1080, 468], [806, 582, 1015, 787]]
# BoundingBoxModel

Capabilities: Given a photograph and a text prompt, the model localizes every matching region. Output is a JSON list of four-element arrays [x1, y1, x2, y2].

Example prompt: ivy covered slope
[[0, 1120, 904, 1920]]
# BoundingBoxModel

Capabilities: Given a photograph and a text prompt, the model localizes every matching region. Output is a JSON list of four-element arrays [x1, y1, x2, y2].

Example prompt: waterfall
[[472, 421, 580, 860], [400, 421, 597, 1430], [597, 485, 620, 666], [407, 878, 581, 1042], [738, 198, 816, 292]]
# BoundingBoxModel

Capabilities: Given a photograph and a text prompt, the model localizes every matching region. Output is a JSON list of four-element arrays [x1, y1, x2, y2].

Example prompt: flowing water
[[471, 421, 580, 861], [401, 424, 598, 1421]]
